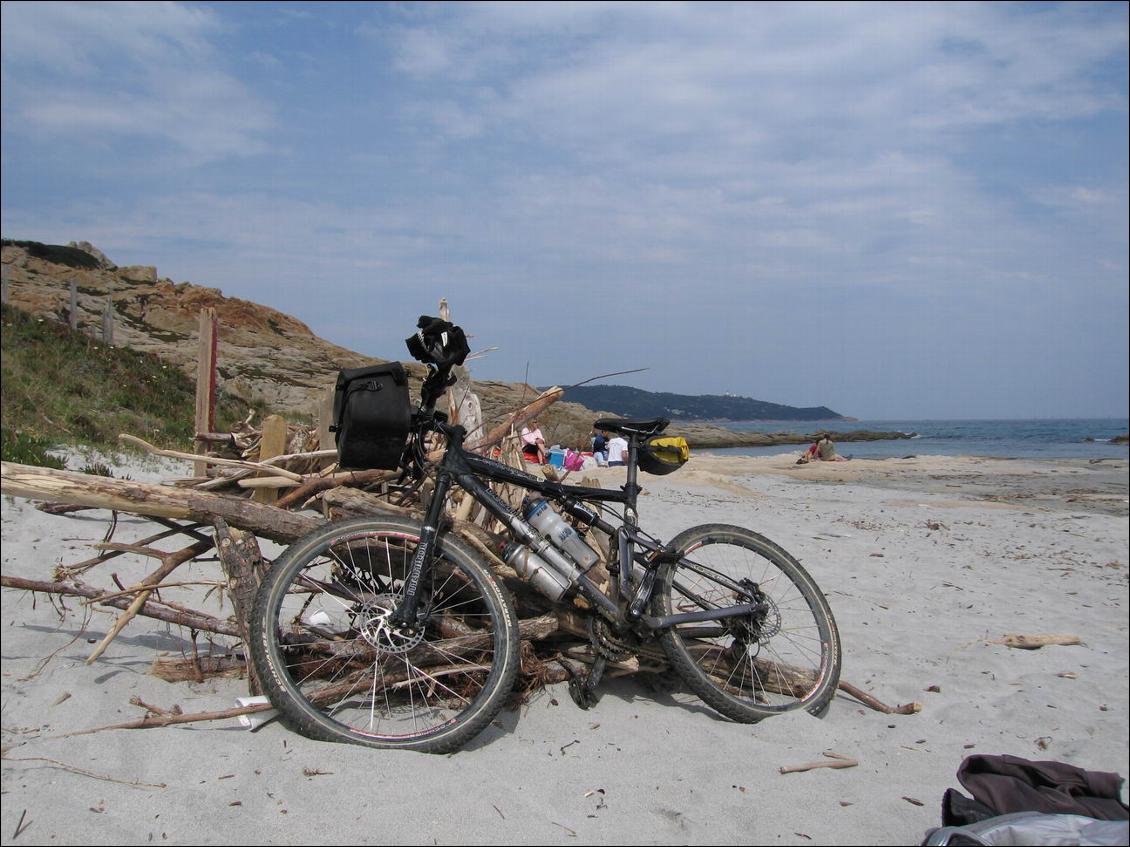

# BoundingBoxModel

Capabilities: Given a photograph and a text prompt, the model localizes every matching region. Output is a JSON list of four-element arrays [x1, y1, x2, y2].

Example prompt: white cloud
[[1, 1, 272, 162], [380, 3, 1126, 157]]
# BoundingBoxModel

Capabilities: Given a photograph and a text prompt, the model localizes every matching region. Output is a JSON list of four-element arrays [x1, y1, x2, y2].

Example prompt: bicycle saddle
[[592, 417, 669, 438]]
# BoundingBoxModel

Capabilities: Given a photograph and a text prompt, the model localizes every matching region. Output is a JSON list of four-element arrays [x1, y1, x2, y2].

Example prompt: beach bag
[[564, 450, 584, 472], [638, 436, 690, 475], [331, 363, 411, 470]]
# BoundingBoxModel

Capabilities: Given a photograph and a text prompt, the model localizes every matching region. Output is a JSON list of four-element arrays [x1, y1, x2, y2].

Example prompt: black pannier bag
[[331, 363, 411, 470]]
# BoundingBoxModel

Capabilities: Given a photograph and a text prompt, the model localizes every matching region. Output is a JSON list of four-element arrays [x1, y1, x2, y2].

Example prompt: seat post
[[623, 434, 641, 521]]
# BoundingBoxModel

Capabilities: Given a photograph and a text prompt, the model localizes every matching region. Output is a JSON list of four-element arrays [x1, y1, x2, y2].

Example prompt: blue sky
[[2, 1, 1127, 419]]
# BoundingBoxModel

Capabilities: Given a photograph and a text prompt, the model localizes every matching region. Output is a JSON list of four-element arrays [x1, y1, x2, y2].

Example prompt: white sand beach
[[2, 453, 1127, 845]]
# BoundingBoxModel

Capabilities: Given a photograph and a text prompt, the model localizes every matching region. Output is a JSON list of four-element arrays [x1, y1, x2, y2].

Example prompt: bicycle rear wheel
[[653, 523, 841, 722], [250, 516, 519, 753]]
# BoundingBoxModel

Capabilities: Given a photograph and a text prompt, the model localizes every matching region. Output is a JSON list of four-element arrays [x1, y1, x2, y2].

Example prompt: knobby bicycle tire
[[249, 516, 520, 753], [653, 523, 841, 722]]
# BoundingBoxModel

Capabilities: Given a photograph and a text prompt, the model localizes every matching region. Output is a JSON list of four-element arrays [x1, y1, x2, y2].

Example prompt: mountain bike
[[249, 319, 841, 753]]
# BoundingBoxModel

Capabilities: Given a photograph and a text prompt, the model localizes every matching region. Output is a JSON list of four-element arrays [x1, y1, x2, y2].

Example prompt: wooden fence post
[[194, 308, 218, 477], [68, 280, 79, 331], [254, 415, 288, 505], [102, 297, 114, 346], [1, 264, 9, 305], [316, 383, 336, 466]]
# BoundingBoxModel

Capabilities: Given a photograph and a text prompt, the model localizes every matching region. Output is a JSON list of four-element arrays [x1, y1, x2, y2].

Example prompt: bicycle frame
[[391, 418, 762, 635]]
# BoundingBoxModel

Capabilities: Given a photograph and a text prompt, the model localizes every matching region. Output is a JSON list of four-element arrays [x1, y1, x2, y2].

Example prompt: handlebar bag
[[331, 362, 411, 469]]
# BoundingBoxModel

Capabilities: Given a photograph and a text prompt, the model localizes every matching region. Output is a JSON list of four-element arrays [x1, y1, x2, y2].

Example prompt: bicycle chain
[[587, 616, 636, 662]]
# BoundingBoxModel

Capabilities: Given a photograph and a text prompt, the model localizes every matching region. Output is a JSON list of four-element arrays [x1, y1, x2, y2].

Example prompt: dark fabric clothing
[[943, 754, 1128, 826], [941, 789, 999, 827]]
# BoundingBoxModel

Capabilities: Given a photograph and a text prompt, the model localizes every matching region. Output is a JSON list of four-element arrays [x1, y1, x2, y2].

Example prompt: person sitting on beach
[[606, 434, 629, 467], [816, 433, 848, 462], [797, 433, 848, 463], [520, 420, 547, 464], [591, 429, 609, 467]]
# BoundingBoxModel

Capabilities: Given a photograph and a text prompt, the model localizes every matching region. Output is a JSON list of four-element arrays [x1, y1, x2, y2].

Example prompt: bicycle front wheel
[[654, 523, 841, 722], [250, 516, 519, 753]]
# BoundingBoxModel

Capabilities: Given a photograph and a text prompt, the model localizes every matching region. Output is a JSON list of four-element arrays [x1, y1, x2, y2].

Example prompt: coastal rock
[[671, 423, 915, 449], [66, 240, 116, 270], [119, 265, 159, 284]]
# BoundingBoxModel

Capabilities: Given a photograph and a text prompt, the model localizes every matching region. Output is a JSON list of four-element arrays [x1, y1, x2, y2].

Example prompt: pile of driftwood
[[0, 384, 918, 734]]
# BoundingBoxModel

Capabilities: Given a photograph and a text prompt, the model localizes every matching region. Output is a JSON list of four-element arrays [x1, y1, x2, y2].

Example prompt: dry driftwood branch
[[274, 468, 399, 509], [989, 633, 1083, 650], [258, 448, 337, 468], [836, 681, 922, 715], [60, 701, 277, 737], [84, 580, 224, 605], [86, 537, 215, 663], [118, 434, 305, 481], [149, 654, 246, 683], [1, 575, 240, 636], [1, 461, 325, 543], [129, 695, 181, 716], [466, 386, 564, 453], [779, 750, 859, 775], [1, 755, 168, 789], [237, 476, 301, 490]]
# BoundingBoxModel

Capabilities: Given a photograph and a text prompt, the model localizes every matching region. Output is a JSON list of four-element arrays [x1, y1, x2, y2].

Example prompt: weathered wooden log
[[149, 654, 246, 683], [321, 485, 417, 519], [1, 462, 325, 543], [213, 518, 266, 694]]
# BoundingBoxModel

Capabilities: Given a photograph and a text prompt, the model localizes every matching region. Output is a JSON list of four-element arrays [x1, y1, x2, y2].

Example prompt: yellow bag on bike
[[638, 436, 690, 475]]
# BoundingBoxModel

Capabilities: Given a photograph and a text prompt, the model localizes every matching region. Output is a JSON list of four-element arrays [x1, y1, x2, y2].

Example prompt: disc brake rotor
[[354, 594, 426, 655]]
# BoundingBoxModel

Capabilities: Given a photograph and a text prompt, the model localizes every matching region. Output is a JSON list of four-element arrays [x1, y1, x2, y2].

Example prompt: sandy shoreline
[[2, 453, 1127, 845]]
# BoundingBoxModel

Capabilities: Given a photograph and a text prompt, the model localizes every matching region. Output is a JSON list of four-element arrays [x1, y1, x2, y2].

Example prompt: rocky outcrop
[[2, 241, 375, 412], [67, 241, 116, 270]]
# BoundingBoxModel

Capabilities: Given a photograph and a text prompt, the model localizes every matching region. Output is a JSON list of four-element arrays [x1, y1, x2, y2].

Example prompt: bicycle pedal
[[567, 656, 607, 710], [568, 675, 602, 710]]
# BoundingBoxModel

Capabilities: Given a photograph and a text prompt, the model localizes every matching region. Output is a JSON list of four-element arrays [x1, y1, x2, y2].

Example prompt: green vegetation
[[1, 303, 260, 465], [0, 428, 67, 469], [1, 239, 101, 270], [559, 384, 843, 422]]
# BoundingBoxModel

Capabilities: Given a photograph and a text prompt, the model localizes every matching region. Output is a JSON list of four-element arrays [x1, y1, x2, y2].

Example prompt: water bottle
[[502, 542, 572, 602], [523, 498, 599, 570]]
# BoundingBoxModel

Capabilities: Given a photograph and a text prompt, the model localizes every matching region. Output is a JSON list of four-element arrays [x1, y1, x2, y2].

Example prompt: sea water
[[700, 418, 1130, 461]]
